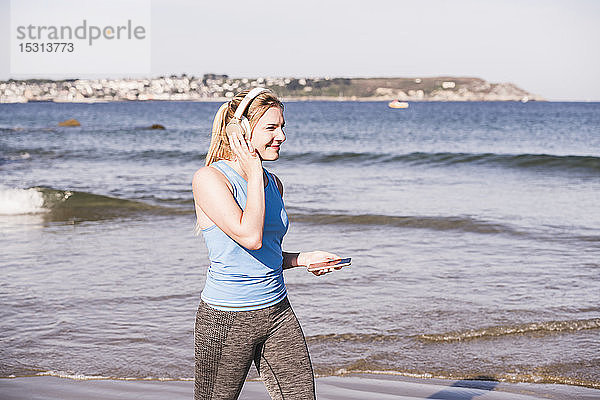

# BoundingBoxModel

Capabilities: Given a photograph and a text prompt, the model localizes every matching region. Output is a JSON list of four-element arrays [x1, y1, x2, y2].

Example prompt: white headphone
[[225, 87, 271, 140]]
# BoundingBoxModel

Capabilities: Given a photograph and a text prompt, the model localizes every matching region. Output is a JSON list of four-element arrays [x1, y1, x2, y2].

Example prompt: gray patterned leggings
[[194, 297, 315, 400]]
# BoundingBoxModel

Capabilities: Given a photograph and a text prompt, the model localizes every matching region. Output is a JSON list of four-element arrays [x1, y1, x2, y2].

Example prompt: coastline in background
[[0, 74, 542, 103]]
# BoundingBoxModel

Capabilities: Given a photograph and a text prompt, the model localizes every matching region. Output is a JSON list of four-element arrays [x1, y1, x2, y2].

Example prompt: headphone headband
[[233, 87, 270, 120]]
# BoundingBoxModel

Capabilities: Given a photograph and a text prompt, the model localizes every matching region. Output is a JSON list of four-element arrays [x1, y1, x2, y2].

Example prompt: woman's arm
[[192, 132, 265, 250]]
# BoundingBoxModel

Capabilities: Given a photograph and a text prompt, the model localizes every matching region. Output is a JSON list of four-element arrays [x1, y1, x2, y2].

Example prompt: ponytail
[[205, 102, 232, 166]]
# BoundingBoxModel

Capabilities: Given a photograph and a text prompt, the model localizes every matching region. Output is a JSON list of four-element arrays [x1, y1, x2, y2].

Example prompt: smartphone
[[307, 257, 351, 272]]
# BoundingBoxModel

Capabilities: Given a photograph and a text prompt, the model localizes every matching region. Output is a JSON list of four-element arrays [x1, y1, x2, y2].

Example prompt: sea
[[1, 100, 599, 389]]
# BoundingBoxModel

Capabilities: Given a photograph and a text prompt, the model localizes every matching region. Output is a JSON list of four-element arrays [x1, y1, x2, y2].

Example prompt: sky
[[1, 0, 599, 101]]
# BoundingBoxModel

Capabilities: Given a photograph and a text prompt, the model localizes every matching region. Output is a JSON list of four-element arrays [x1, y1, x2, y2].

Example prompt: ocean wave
[[22, 367, 600, 389], [2, 187, 589, 241], [307, 318, 600, 346], [2, 187, 596, 243], [0, 187, 185, 221], [35, 370, 193, 381], [417, 318, 600, 342], [0, 151, 31, 162], [289, 211, 600, 242], [281, 151, 600, 173], [320, 364, 600, 389], [2, 147, 206, 163], [288, 212, 524, 236], [7, 145, 600, 174], [2, 186, 514, 234], [0, 126, 27, 133]]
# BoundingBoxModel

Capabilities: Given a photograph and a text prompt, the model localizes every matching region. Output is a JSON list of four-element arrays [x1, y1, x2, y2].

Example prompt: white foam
[[0, 187, 47, 215], [7, 152, 30, 160], [36, 371, 110, 380], [331, 369, 434, 379], [35, 370, 194, 381]]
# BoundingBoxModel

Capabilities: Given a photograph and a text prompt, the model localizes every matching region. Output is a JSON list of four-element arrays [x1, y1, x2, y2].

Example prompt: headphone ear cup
[[240, 117, 251, 140], [225, 120, 243, 138]]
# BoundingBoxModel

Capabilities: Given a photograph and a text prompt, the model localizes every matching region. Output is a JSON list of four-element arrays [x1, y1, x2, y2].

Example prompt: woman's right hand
[[228, 130, 263, 180]]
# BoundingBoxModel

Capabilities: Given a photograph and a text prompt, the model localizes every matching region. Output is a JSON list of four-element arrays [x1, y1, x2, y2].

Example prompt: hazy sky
[[1, 0, 599, 101]]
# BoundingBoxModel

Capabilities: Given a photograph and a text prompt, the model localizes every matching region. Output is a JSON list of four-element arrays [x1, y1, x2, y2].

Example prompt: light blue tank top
[[200, 160, 289, 311]]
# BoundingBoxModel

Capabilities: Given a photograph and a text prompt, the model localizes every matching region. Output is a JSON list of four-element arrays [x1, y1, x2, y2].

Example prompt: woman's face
[[250, 107, 286, 161]]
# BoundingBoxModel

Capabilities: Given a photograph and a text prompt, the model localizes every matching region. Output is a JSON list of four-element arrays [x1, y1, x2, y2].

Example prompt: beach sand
[[1, 374, 599, 400]]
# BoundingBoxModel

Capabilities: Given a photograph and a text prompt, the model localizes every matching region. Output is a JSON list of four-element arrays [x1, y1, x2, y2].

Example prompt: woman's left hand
[[299, 251, 342, 276]]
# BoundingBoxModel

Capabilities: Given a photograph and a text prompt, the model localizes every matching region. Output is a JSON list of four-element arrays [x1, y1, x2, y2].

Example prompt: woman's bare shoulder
[[192, 164, 232, 193]]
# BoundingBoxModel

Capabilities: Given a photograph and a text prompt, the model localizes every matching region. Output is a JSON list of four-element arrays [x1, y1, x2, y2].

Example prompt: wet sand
[[1, 374, 599, 400]]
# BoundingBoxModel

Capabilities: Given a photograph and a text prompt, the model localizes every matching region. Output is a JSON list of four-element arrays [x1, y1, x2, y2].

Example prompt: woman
[[192, 88, 341, 400]]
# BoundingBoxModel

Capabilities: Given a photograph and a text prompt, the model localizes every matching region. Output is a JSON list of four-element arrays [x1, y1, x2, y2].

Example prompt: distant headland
[[0, 74, 543, 103]]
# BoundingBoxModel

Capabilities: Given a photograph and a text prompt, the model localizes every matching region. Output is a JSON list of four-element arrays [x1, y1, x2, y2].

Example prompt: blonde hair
[[205, 89, 284, 166]]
